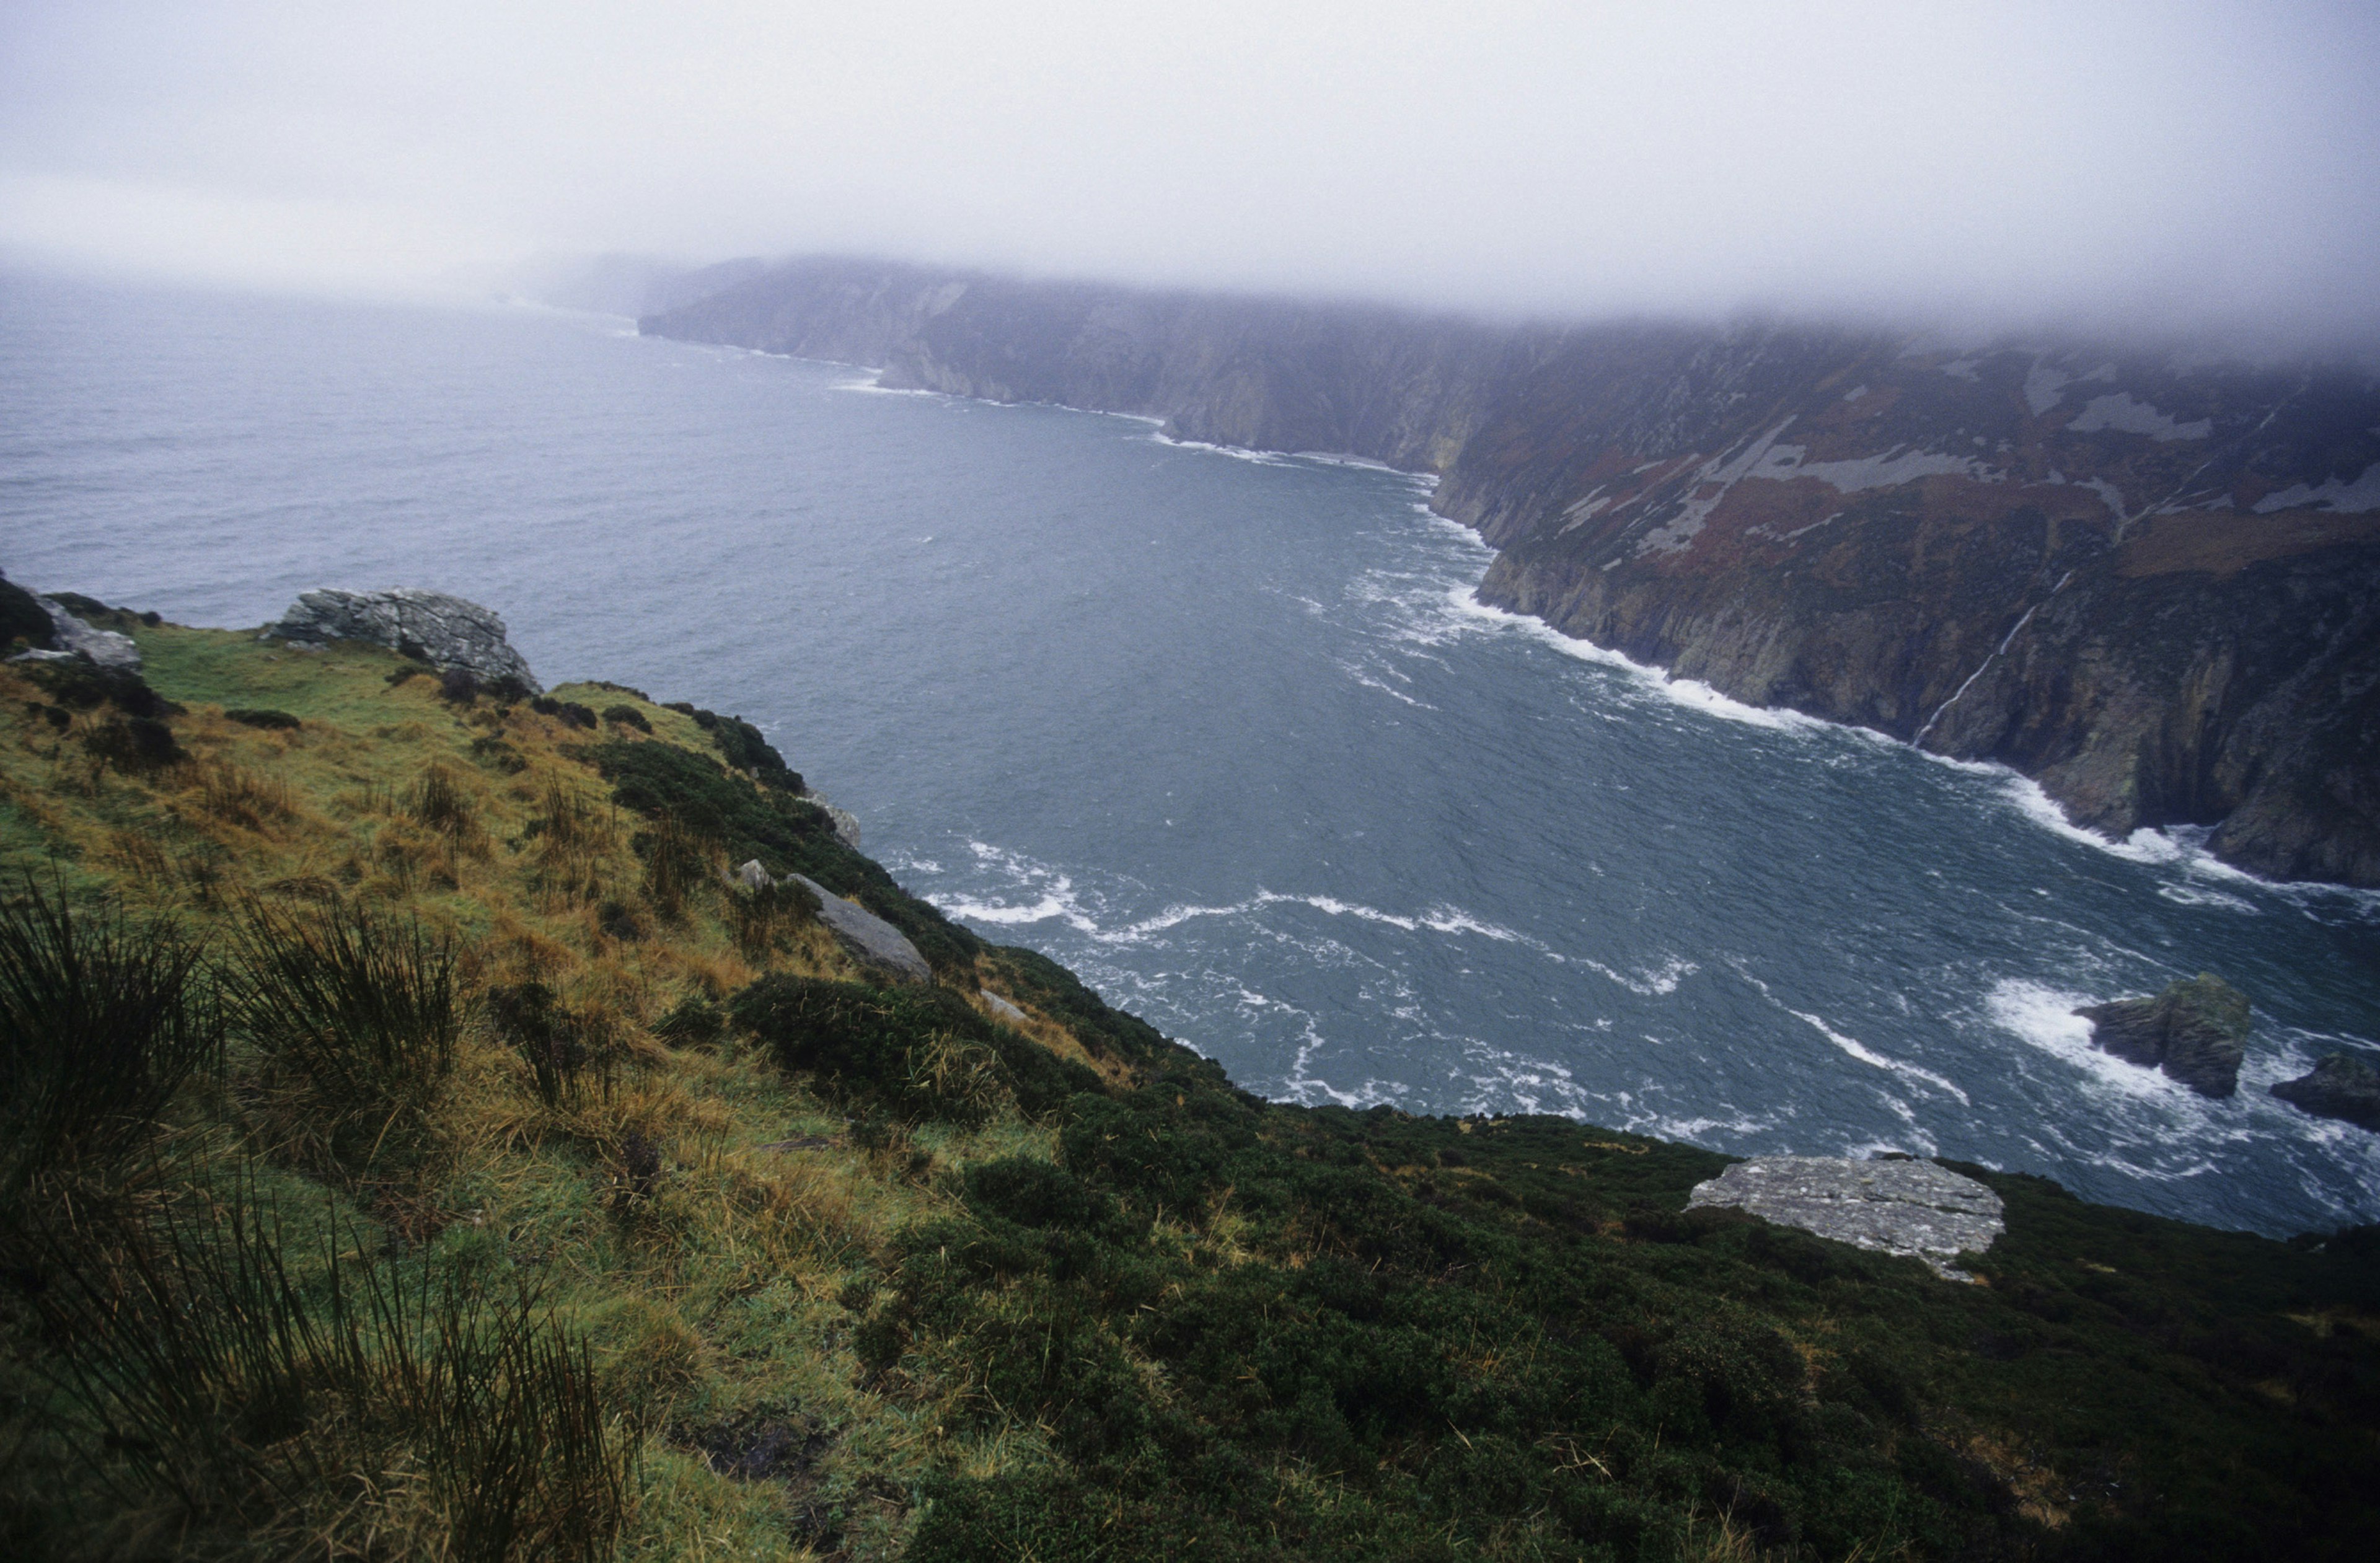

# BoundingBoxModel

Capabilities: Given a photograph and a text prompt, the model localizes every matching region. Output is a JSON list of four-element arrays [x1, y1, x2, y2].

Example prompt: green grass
[[2, 618, 2376, 1561]]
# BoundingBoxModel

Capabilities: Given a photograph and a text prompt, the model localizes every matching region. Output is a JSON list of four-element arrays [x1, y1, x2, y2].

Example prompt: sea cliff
[[643, 259, 2380, 887]]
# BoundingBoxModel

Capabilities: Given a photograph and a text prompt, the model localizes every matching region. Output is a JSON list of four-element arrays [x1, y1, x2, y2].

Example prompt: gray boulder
[[1686, 1156, 2004, 1279], [980, 988, 1028, 1023], [2075, 972, 2250, 1097], [786, 873, 930, 984], [265, 588, 539, 693], [10, 597, 143, 671], [2272, 1053, 2380, 1131], [801, 790, 862, 850]]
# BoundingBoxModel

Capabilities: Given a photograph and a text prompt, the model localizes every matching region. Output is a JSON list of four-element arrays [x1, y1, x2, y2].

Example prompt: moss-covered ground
[[2, 607, 2376, 1561]]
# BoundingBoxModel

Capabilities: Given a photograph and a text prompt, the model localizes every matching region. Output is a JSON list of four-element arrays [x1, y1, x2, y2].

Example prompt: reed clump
[[226, 897, 457, 1179], [14, 1176, 632, 1559], [0, 877, 221, 1200]]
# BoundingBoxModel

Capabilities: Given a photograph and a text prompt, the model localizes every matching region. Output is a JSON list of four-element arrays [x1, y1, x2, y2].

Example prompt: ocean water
[[6, 270, 2376, 1237]]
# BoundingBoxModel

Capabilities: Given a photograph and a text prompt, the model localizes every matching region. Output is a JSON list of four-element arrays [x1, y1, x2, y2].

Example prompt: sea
[[6, 270, 2376, 1237]]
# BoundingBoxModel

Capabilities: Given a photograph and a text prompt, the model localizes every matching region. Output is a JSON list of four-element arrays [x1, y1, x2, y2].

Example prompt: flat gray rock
[[1686, 1156, 2003, 1279], [35, 598, 141, 671], [787, 874, 930, 984], [979, 988, 1028, 1023], [265, 588, 540, 693]]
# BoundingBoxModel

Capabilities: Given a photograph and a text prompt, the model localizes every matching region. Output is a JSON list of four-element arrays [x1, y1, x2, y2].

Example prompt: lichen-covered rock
[[1686, 1156, 2004, 1279], [2272, 1053, 2380, 1131], [2076, 972, 2250, 1097], [266, 588, 539, 693], [787, 873, 930, 983]]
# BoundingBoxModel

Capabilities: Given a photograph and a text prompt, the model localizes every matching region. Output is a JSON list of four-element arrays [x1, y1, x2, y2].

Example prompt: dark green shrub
[[651, 993, 722, 1047], [729, 975, 1015, 1124], [226, 898, 457, 1176], [0, 570, 53, 649], [25, 658, 175, 719], [0, 878, 219, 1195], [224, 707, 302, 730], [599, 703, 650, 732], [83, 713, 183, 770]]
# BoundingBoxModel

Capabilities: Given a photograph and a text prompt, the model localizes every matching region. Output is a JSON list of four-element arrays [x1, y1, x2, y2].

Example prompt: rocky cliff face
[[645, 258, 2380, 886]]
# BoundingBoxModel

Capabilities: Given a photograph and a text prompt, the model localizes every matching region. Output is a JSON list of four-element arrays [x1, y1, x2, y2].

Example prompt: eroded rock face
[[1686, 1156, 2004, 1279], [2076, 973, 2250, 1097], [267, 589, 540, 693], [2272, 1054, 2380, 1131]]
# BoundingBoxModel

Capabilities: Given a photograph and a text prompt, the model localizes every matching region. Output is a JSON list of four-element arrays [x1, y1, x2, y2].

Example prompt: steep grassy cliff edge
[[3, 602, 2377, 1561], [643, 258, 2380, 888]]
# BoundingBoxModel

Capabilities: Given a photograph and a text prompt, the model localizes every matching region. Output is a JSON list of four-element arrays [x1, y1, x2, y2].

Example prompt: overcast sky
[[2, 1, 2376, 347]]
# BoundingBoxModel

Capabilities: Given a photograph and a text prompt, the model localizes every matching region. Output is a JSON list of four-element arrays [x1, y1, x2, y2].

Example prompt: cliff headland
[[643, 259, 2380, 887]]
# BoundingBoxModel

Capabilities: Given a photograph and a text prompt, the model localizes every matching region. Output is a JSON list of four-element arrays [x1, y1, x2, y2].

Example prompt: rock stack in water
[[2074, 972, 2250, 1097], [2272, 1054, 2380, 1130]]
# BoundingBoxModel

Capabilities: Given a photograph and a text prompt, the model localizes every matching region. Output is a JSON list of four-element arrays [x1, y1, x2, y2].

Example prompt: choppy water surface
[[6, 271, 2376, 1235]]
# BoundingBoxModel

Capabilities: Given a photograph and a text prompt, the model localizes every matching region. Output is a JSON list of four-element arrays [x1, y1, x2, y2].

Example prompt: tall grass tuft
[[0, 876, 221, 1197], [485, 980, 612, 1111], [227, 897, 457, 1176], [14, 1176, 632, 1559], [633, 810, 712, 922]]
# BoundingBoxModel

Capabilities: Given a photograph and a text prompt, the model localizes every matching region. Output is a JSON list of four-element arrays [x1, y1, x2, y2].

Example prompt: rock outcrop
[[1, 581, 143, 672], [1686, 1156, 2004, 1279], [2075, 973, 2252, 1096], [266, 589, 540, 693], [2272, 1053, 2380, 1130], [644, 258, 2380, 886]]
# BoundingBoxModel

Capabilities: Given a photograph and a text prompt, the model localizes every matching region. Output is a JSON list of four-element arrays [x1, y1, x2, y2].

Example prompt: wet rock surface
[[1686, 1156, 2004, 1279], [267, 588, 540, 693], [2272, 1053, 2380, 1131], [2076, 972, 2251, 1097]]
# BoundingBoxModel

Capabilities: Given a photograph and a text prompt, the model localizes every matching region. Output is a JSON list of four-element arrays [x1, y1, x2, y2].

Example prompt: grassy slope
[[1, 614, 2375, 1561]]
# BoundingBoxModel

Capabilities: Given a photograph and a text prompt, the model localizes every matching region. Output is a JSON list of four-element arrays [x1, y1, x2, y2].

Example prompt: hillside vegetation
[[2, 608, 2376, 1562]]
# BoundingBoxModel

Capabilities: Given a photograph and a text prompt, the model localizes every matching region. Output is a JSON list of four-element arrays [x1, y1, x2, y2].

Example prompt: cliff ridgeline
[[643, 258, 2380, 888]]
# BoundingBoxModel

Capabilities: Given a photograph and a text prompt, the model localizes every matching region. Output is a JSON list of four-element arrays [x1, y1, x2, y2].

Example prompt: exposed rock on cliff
[[1685, 1156, 2004, 1279], [2076, 973, 2252, 1097], [644, 259, 2380, 886], [790, 871, 930, 982], [267, 589, 540, 693], [2272, 1053, 2380, 1130]]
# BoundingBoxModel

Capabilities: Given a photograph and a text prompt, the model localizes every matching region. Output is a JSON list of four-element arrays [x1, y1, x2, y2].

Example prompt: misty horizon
[[3, 2, 2377, 358]]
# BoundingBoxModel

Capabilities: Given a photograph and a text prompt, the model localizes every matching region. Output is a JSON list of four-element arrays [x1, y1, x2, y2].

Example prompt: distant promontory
[[639, 257, 2380, 887]]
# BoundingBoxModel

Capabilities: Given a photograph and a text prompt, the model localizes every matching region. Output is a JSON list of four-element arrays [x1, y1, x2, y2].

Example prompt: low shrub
[[599, 703, 650, 733], [84, 713, 183, 770], [729, 975, 1066, 1125], [223, 707, 301, 730]]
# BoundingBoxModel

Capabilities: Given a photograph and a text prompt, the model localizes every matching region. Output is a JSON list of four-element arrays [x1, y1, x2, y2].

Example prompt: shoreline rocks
[[2075, 973, 2250, 1097], [1686, 1156, 2004, 1280], [266, 588, 540, 693], [2272, 1054, 2380, 1130]]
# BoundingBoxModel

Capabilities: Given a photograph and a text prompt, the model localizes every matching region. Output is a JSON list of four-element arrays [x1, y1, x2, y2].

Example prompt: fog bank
[[3, 2, 2376, 350]]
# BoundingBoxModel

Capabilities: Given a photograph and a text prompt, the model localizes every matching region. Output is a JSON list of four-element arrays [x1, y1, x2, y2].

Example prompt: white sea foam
[[1786, 1010, 1971, 1104], [1447, 588, 1837, 734]]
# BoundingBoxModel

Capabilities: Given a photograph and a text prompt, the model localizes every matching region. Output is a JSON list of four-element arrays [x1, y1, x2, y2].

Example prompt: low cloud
[[3, 1, 2376, 350]]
